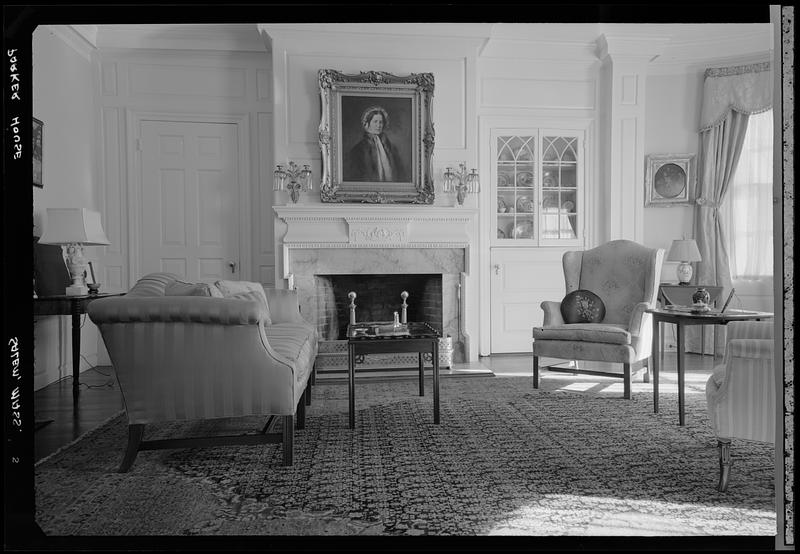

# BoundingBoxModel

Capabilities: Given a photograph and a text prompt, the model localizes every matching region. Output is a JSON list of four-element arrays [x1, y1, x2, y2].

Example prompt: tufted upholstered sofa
[[88, 272, 317, 471]]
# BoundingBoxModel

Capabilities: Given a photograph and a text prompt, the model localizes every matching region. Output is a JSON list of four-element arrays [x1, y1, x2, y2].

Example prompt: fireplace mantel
[[274, 205, 478, 248], [273, 204, 480, 362]]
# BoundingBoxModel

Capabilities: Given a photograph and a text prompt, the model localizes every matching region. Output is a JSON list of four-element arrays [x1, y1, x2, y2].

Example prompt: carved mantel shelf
[[273, 205, 478, 248]]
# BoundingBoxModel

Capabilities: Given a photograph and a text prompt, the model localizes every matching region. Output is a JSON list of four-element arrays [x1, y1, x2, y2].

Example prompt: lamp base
[[676, 261, 693, 286], [66, 284, 89, 296]]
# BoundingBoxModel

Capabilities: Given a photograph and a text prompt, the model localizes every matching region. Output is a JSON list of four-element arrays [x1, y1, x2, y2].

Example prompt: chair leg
[[282, 415, 294, 466], [717, 439, 732, 492], [119, 424, 145, 473], [532, 355, 539, 389], [623, 363, 631, 399], [296, 391, 306, 430], [643, 358, 651, 384]]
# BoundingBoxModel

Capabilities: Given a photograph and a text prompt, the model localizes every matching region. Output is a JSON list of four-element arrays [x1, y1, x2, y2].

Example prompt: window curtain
[[688, 62, 772, 353]]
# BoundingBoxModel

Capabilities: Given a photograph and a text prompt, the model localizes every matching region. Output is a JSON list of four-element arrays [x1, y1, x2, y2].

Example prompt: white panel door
[[140, 120, 239, 283], [490, 248, 566, 353]]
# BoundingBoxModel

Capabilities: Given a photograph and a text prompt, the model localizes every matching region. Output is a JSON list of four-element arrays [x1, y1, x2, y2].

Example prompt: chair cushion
[[216, 280, 271, 324], [560, 289, 606, 323], [532, 323, 631, 345]]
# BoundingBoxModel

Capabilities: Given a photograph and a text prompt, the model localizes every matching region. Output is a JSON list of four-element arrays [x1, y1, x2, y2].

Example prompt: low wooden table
[[346, 321, 440, 429], [647, 307, 774, 426]]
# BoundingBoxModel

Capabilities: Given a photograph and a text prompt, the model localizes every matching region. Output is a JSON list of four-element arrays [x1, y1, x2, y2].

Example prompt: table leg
[[348, 343, 355, 429], [677, 322, 686, 426], [433, 339, 440, 424], [652, 317, 660, 414], [418, 352, 424, 396], [701, 325, 706, 357], [71, 304, 81, 401]]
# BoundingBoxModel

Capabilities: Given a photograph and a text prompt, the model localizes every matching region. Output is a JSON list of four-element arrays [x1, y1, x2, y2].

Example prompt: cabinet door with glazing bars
[[494, 134, 537, 244], [540, 134, 580, 243]]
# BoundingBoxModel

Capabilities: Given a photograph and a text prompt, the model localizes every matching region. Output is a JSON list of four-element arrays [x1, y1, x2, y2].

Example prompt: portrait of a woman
[[342, 104, 411, 183]]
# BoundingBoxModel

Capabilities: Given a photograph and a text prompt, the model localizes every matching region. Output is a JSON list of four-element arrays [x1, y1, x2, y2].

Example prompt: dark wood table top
[[646, 307, 774, 324], [347, 321, 440, 341]]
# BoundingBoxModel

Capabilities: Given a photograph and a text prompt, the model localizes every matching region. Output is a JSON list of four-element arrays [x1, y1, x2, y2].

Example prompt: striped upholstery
[[705, 321, 776, 443], [88, 273, 317, 425]]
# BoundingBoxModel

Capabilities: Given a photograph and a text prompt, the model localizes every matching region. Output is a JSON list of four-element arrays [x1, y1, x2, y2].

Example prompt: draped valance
[[700, 62, 772, 131]]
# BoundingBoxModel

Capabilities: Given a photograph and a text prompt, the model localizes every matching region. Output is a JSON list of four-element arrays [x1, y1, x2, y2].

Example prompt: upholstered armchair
[[705, 320, 775, 492], [88, 272, 318, 471], [532, 240, 664, 399]]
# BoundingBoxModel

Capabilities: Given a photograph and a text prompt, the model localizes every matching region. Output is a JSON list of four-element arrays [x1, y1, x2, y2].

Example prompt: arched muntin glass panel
[[541, 136, 578, 240], [497, 135, 536, 241]]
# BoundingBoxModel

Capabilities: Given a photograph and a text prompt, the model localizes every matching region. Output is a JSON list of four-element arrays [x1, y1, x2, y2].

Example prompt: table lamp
[[667, 238, 702, 285], [38, 208, 110, 296]]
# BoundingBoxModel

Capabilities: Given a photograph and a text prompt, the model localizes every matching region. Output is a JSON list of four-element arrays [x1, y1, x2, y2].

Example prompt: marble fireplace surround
[[273, 205, 478, 363]]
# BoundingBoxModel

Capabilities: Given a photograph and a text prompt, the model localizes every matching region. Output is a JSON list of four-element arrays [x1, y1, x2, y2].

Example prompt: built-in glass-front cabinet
[[491, 129, 584, 247]]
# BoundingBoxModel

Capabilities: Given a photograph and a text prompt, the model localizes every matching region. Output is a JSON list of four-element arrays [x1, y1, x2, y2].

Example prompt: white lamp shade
[[667, 239, 702, 262], [39, 208, 111, 246]]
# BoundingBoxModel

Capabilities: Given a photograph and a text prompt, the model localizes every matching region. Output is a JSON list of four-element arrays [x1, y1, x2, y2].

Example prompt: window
[[722, 109, 773, 279]]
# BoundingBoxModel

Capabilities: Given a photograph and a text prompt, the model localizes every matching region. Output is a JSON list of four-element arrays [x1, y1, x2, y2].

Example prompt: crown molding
[[45, 25, 97, 62]]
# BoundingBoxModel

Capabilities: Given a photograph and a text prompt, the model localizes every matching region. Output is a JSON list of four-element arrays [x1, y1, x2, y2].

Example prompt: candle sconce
[[274, 161, 313, 204], [443, 163, 479, 205]]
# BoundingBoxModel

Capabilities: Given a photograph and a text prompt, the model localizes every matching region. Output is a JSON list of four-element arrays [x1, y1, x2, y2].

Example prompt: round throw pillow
[[560, 289, 606, 324]]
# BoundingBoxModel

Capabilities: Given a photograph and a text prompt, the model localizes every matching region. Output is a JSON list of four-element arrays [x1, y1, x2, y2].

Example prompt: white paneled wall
[[96, 49, 275, 288]]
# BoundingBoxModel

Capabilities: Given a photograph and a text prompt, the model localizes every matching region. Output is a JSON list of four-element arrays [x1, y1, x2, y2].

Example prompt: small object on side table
[[692, 287, 711, 306], [87, 283, 101, 295]]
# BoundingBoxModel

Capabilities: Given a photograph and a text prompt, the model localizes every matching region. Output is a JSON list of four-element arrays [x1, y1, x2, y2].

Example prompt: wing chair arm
[[724, 338, 774, 362], [541, 301, 565, 326], [88, 296, 269, 325], [707, 338, 775, 405], [627, 302, 652, 334]]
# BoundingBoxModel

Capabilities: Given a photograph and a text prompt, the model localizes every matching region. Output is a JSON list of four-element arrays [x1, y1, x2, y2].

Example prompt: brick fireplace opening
[[315, 274, 443, 340]]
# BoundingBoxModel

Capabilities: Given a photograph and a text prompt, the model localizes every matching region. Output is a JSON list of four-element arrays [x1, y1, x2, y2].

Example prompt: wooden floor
[[33, 352, 720, 463]]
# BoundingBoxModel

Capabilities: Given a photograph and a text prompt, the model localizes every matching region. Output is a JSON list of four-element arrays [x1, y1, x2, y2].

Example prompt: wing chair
[[532, 240, 664, 399], [88, 272, 318, 471], [705, 320, 775, 491]]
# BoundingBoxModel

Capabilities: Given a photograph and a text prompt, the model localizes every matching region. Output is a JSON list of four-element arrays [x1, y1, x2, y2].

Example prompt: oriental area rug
[[34, 375, 775, 538]]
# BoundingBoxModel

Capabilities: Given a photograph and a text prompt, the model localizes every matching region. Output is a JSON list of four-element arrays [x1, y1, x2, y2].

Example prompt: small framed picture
[[644, 153, 695, 207], [33, 117, 43, 188]]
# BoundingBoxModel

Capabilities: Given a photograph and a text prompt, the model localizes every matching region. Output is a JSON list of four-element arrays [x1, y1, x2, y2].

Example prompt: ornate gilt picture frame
[[318, 70, 435, 204], [644, 153, 696, 207]]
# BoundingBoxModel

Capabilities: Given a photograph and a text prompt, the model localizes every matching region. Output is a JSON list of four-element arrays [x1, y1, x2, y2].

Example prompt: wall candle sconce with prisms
[[274, 161, 313, 203], [443, 163, 479, 205]]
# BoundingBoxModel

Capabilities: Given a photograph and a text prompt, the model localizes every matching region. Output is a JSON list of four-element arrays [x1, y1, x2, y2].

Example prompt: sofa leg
[[623, 363, 631, 399], [532, 355, 539, 389], [717, 439, 732, 492], [305, 380, 312, 406], [282, 415, 294, 466], [119, 424, 145, 473], [643, 359, 651, 383], [296, 392, 306, 430]]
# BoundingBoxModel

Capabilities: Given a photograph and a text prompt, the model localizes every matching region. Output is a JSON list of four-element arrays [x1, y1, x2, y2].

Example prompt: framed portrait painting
[[33, 117, 43, 188], [318, 69, 435, 203], [644, 153, 696, 207]]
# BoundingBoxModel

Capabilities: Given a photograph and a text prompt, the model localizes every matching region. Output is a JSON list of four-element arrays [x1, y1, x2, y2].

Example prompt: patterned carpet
[[34, 375, 776, 537]]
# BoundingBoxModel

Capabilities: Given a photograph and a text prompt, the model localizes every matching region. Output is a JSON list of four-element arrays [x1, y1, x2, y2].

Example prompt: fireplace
[[273, 205, 479, 368], [316, 274, 443, 340]]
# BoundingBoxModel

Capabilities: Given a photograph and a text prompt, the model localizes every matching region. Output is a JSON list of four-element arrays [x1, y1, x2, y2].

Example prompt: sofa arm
[[264, 288, 306, 324], [541, 301, 564, 326], [88, 296, 268, 325]]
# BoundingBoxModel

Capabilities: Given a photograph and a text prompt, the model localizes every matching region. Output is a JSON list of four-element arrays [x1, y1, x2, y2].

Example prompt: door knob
[[494, 264, 501, 275], [228, 262, 237, 273]]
